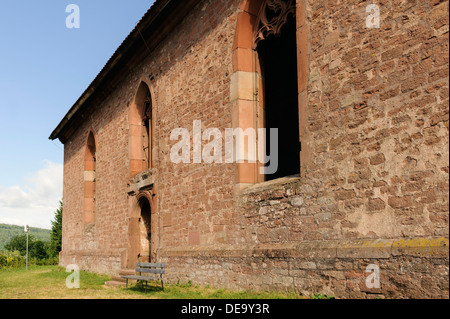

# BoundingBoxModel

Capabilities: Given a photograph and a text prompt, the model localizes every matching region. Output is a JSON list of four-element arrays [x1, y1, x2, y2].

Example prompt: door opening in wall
[[138, 197, 152, 263]]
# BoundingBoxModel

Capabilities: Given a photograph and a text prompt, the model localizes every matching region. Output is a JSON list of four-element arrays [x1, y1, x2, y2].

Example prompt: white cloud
[[0, 160, 63, 229]]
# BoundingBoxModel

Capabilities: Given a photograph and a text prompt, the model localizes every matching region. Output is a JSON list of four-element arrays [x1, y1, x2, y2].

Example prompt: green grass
[[126, 282, 304, 299], [0, 266, 306, 299], [311, 293, 335, 299], [0, 265, 117, 299]]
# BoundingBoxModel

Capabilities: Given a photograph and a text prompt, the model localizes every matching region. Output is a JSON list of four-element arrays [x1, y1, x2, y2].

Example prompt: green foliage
[[31, 240, 49, 260], [176, 280, 193, 288], [4, 234, 32, 255], [49, 200, 63, 257], [1, 199, 62, 264], [0, 251, 25, 269], [1, 231, 59, 268], [0, 250, 58, 269], [311, 293, 335, 299], [0, 224, 50, 250], [3, 234, 50, 259]]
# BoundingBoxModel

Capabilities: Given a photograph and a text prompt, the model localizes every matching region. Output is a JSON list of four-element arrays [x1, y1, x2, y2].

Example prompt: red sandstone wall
[[297, 0, 449, 240], [61, 0, 241, 273], [159, 0, 449, 298], [62, 83, 131, 272], [60, 0, 448, 297], [143, 0, 240, 248], [229, 0, 449, 244]]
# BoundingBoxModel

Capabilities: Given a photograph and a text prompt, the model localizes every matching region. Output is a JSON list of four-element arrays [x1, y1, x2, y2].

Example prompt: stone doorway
[[138, 196, 152, 263], [127, 189, 155, 268]]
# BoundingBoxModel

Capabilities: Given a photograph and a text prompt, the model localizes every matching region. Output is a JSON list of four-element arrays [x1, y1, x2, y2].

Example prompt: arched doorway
[[127, 191, 155, 268], [138, 196, 152, 262]]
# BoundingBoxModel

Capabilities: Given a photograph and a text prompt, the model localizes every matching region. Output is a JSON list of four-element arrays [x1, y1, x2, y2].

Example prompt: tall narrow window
[[142, 93, 152, 169], [130, 82, 152, 177], [84, 132, 96, 224], [256, 0, 299, 181]]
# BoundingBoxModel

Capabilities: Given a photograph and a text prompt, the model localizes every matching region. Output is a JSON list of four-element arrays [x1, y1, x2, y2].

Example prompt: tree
[[31, 240, 48, 260], [4, 234, 50, 261], [49, 200, 63, 257], [4, 234, 33, 255]]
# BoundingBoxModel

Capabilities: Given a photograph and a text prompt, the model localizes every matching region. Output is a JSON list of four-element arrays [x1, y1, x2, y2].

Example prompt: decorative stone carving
[[253, 0, 296, 49], [127, 169, 155, 196]]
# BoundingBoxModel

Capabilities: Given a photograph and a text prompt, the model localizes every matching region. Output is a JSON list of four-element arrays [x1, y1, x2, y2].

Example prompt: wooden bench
[[121, 262, 166, 293]]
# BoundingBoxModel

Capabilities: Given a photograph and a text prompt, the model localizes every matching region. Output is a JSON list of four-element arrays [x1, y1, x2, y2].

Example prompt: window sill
[[237, 174, 302, 195]]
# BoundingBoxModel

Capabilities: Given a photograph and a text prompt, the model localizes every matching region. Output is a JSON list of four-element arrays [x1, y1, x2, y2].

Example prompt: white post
[[24, 225, 29, 270]]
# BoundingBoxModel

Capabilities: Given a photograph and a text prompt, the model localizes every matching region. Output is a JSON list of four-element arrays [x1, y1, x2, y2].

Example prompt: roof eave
[[49, 0, 200, 143]]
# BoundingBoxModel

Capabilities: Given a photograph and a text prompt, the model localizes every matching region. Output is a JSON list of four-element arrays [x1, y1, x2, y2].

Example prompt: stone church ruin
[[50, 0, 449, 298]]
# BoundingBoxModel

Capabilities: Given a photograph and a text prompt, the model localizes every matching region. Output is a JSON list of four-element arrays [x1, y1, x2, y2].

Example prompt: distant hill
[[0, 224, 51, 250]]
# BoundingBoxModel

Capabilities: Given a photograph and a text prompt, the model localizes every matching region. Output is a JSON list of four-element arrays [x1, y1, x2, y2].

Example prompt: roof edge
[[49, 0, 184, 142]]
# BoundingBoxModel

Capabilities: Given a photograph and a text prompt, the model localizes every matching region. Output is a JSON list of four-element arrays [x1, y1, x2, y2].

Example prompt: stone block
[[336, 239, 392, 259], [391, 237, 449, 258]]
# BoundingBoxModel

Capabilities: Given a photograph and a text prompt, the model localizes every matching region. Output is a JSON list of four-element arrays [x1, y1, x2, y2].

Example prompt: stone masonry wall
[[159, 0, 449, 298], [60, 0, 449, 297], [296, 0, 449, 241], [144, 0, 240, 248], [61, 0, 241, 273], [61, 74, 131, 274], [160, 237, 448, 298]]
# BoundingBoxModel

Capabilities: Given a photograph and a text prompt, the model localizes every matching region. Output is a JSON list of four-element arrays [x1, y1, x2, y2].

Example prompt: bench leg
[[145, 281, 148, 294], [161, 280, 164, 291], [126, 279, 128, 289]]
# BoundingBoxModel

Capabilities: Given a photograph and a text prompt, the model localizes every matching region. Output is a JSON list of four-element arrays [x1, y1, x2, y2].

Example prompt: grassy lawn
[[0, 266, 305, 299]]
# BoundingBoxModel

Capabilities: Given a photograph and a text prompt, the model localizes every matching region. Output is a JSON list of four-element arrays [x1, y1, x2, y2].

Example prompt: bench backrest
[[136, 262, 166, 276], [137, 262, 166, 268]]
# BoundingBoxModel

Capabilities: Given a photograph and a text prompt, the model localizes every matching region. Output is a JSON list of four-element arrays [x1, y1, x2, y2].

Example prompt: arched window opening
[[84, 132, 96, 224], [255, 0, 300, 181], [142, 93, 152, 168], [130, 82, 153, 177]]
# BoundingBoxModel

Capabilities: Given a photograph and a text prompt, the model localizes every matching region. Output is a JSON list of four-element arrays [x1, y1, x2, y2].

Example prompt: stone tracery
[[253, 0, 296, 49]]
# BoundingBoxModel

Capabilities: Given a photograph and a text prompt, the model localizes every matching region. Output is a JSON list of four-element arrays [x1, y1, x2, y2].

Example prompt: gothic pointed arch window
[[130, 81, 153, 177], [253, 0, 296, 49], [255, 0, 300, 181], [142, 89, 152, 168], [84, 131, 96, 224]]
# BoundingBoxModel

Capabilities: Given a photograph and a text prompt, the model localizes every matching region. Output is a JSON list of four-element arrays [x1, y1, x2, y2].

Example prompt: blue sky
[[0, 1, 154, 229]]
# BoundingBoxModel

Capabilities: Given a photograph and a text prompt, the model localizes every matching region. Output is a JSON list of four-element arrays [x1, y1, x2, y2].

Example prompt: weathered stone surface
[[57, 0, 449, 299], [336, 239, 393, 259], [392, 237, 449, 258]]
